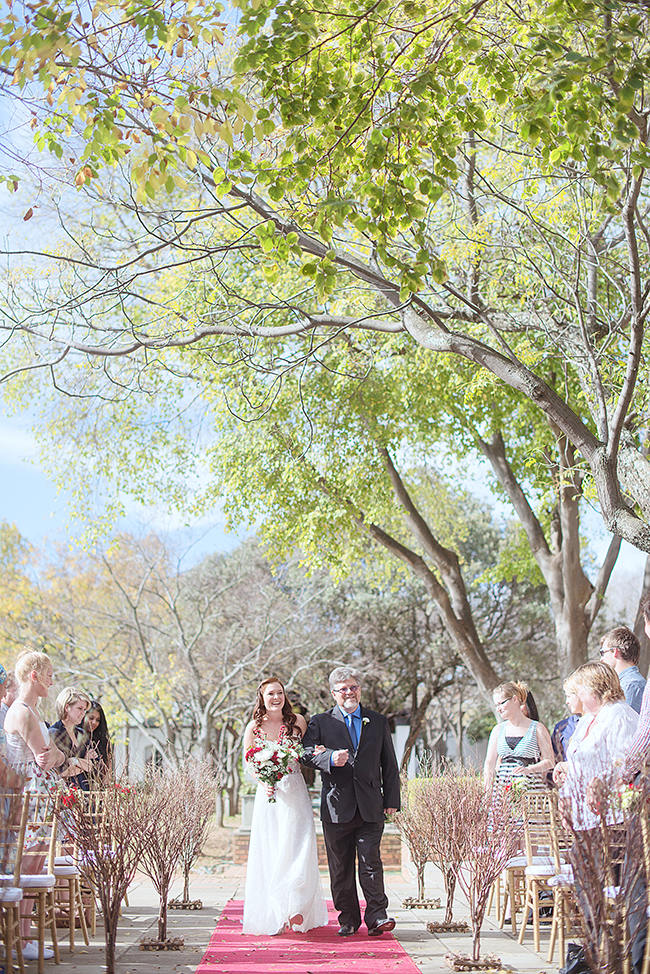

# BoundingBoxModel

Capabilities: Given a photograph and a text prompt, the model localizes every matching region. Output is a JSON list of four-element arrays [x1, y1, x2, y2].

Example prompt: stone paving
[[28, 857, 560, 974]]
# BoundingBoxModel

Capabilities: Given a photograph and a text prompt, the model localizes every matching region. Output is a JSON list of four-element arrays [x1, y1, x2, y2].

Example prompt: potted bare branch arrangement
[[438, 768, 523, 970], [562, 770, 648, 974], [169, 759, 219, 910], [395, 772, 441, 909], [55, 782, 151, 974], [138, 765, 196, 949], [421, 765, 475, 932]]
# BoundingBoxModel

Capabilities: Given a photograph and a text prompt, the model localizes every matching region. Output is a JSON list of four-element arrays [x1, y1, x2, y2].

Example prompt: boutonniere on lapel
[[362, 717, 370, 726]]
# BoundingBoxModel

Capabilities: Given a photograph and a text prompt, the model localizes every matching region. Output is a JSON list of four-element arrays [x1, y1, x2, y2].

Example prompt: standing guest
[[301, 666, 400, 938], [522, 690, 540, 721], [551, 674, 583, 762], [82, 700, 113, 784], [0, 672, 18, 729], [49, 688, 95, 790], [4, 650, 65, 960], [483, 681, 554, 792], [600, 626, 646, 713], [553, 662, 638, 826], [621, 595, 650, 779]]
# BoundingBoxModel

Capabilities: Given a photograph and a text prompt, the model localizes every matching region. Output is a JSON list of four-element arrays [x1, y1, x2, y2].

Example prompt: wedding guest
[[621, 594, 650, 780], [4, 650, 65, 960], [0, 671, 18, 729], [82, 700, 113, 784], [551, 674, 583, 762], [483, 680, 554, 792], [49, 687, 94, 790], [522, 690, 540, 721], [599, 626, 646, 713], [552, 661, 638, 826]]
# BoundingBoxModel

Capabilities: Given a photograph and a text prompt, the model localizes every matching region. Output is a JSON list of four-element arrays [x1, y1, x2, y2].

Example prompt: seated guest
[[551, 674, 583, 762], [553, 661, 638, 828], [82, 700, 113, 785], [49, 687, 94, 791], [483, 680, 554, 792], [600, 625, 646, 713]]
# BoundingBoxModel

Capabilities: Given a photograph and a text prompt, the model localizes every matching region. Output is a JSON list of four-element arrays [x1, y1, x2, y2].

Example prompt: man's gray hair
[[329, 666, 362, 691]]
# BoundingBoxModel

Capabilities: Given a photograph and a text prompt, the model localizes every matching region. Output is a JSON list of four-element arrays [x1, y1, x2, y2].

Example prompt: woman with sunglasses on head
[[242, 675, 327, 936]]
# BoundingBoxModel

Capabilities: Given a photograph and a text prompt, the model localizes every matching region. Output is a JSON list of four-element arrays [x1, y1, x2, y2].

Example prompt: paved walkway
[[37, 859, 559, 974]]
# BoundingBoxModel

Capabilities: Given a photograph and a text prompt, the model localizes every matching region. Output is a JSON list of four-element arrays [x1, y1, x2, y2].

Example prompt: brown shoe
[[368, 917, 395, 936]]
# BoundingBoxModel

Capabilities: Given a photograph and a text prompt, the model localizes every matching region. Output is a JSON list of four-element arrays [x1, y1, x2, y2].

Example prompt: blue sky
[[0, 406, 246, 560]]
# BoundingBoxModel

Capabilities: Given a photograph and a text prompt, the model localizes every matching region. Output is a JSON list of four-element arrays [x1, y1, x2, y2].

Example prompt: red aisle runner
[[196, 900, 421, 974]]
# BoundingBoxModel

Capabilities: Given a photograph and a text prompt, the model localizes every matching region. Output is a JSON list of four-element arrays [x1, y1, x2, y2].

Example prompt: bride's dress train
[[243, 760, 328, 935]]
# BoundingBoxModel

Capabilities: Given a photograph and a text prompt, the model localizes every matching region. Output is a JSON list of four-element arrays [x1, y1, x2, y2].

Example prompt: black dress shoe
[[338, 924, 358, 937], [368, 917, 396, 936]]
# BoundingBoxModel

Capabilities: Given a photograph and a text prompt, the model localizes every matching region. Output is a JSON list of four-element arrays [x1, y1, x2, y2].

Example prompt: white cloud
[[0, 424, 39, 465]]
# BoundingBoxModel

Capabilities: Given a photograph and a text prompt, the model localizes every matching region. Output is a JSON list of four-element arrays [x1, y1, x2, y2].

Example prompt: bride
[[242, 676, 328, 935]]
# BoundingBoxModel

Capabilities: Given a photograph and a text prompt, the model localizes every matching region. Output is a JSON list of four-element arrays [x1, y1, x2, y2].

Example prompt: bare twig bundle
[[56, 783, 151, 974]]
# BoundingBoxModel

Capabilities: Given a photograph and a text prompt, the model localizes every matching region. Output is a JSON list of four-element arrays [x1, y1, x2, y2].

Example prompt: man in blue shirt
[[302, 666, 400, 938], [600, 625, 646, 713]]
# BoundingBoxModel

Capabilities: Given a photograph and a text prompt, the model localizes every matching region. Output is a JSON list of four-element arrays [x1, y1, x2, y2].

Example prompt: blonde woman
[[553, 661, 638, 829], [483, 681, 554, 792], [49, 687, 95, 790], [4, 651, 65, 960]]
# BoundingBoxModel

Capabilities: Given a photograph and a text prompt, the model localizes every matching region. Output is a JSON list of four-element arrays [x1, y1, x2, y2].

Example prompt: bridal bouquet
[[245, 737, 304, 803]]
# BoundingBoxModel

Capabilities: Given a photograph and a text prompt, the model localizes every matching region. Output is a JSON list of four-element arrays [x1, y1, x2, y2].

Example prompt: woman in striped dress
[[484, 681, 554, 793]]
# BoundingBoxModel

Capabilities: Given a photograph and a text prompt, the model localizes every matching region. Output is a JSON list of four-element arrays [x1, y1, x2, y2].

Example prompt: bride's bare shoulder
[[294, 714, 308, 736]]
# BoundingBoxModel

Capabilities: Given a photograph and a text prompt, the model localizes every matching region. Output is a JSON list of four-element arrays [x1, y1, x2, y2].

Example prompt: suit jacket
[[301, 705, 401, 824]]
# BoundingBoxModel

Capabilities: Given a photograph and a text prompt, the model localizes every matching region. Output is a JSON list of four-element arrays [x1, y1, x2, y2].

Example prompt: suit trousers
[[322, 812, 388, 930]]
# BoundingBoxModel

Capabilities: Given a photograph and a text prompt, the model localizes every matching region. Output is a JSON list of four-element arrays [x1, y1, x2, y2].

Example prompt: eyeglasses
[[333, 684, 360, 694], [494, 698, 512, 707], [599, 647, 614, 656]]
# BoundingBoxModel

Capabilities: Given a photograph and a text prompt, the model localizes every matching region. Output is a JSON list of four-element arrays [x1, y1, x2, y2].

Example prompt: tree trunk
[[443, 868, 456, 924], [158, 888, 168, 943], [472, 922, 481, 963], [215, 789, 224, 828], [103, 904, 121, 974], [634, 554, 650, 675], [417, 864, 426, 901], [183, 864, 191, 903], [105, 927, 116, 974]]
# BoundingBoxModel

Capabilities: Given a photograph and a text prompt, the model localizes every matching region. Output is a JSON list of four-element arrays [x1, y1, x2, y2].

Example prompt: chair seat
[[0, 885, 23, 903], [525, 860, 556, 877], [54, 864, 79, 877], [548, 864, 574, 886], [19, 873, 56, 889], [55, 855, 75, 866]]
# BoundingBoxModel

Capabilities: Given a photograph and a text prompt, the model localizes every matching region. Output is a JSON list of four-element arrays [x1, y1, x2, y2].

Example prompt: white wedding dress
[[243, 742, 328, 935]]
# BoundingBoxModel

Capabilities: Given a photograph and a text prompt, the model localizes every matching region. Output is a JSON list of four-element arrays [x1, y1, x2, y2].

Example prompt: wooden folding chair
[[0, 789, 29, 974], [518, 791, 557, 952], [547, 789, 577, 964], [18, 790, 61, 974]]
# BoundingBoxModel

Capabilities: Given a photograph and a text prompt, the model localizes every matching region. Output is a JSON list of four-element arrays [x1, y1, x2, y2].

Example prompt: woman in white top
[[4, 650, 65, 960], [553, 661, 639, 830]]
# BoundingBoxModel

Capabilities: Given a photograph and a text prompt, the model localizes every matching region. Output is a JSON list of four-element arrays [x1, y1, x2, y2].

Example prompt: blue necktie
[[346, 714, 358, 749]]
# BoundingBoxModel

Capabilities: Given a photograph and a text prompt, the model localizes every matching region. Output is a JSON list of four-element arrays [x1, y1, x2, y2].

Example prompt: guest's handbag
[[559, 942, 591, 974]]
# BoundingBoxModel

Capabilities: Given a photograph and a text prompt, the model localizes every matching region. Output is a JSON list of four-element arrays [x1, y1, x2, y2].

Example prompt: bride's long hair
[[252, 676, 298, 737]]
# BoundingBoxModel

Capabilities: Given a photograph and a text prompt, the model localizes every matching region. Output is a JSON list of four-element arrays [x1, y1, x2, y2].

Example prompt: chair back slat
[[0, 789, 29, 883], [522, 791, 553, 862]]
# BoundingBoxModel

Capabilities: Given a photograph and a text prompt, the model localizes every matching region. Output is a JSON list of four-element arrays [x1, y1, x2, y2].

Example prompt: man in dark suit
[[301, 666, 401, 937]]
